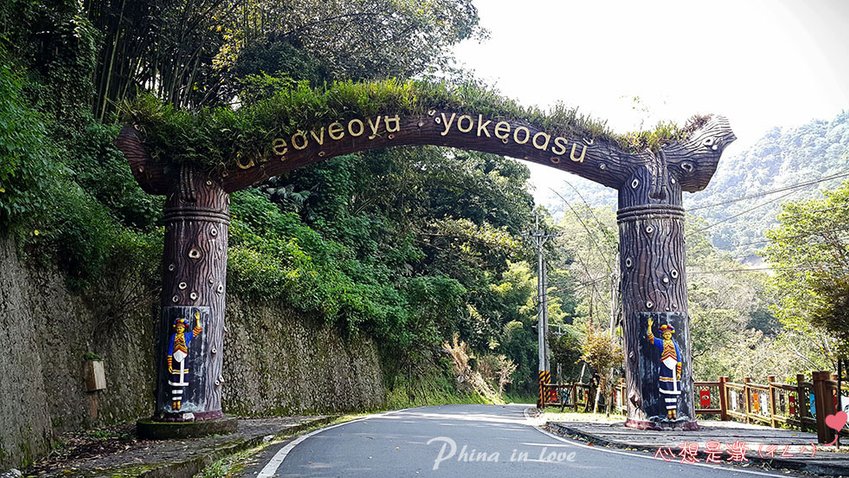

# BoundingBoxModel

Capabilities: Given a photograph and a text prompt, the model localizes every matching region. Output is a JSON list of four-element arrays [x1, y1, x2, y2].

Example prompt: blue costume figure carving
[[167, 310, 203, 411], [647, 318, 682, 420]]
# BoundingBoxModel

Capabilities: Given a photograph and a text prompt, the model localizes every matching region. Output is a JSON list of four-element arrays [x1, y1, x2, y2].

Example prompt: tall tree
[[80, 0, 484, 116], [762, 182, 849, 358]]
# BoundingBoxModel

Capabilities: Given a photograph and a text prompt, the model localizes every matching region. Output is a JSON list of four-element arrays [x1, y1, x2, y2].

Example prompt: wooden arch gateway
[[117, 104, 735, 433]]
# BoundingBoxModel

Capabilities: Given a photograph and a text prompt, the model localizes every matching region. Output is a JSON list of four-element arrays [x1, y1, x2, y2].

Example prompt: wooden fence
[[544, 371, 848, 444], [687, 371, 848, 444]]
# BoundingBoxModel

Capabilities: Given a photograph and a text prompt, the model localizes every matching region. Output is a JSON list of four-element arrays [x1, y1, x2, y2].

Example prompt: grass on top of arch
[[124, 77, 703, 173]]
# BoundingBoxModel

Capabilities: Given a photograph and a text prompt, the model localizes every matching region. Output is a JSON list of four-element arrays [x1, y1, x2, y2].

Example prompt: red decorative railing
[[605, 371, 847, 444], [538, 371, 847, 444]]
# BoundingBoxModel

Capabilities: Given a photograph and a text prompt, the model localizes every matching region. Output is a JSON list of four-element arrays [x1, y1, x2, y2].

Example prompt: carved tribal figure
[[647, 318, 682, 420], [167, 311, 203, 411]]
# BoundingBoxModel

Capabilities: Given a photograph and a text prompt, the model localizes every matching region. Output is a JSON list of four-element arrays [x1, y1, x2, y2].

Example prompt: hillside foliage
[[0, 0, 547, 398], [2, 0, 843, 408]]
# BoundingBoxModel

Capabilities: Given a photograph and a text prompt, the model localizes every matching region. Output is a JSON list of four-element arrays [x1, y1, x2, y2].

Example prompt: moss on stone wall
[[0, 236, 388, 470], [223, 297, 385, 416]]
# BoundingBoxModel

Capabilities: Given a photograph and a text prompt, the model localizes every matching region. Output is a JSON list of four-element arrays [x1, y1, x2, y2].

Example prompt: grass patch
[[384, 371, 495, 410], [503, 392, 537, 405], [126, 78, 703, 174]]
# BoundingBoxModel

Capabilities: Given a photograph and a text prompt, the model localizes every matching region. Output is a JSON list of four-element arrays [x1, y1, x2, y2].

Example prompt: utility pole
[[531, 211, 558, 409], [599, 252, 620, 415]]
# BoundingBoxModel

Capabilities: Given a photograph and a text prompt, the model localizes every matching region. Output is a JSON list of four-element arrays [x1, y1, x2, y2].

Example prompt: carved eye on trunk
[[703, 137, 719, 150], [680, 162, 695, 173]]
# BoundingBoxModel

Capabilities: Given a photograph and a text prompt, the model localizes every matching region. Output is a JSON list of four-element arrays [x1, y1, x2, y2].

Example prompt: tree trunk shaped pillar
[[118, 128, 237, 438], [116, 110, 735, 435], [153, 165, 231, 422], [617, 118, 735, 430], [618, 161, 695, 429]]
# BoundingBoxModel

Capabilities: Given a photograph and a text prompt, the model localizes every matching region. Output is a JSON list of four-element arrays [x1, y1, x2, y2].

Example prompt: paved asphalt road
[[244, 404, 799, 477]]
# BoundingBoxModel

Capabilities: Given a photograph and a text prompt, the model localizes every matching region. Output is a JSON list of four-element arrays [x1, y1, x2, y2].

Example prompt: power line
[[688, 170, 849, 212], [549, 187, 613, 276], [559, 180, 617, 249], [716, 205, 849, 247], [774, 202, 849, 218], [694, 190, 797, 232], [731, 226, 849, 248], [689, 263, 849, 275]]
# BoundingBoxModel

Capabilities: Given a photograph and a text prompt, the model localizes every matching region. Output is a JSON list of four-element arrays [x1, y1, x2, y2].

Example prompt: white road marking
[[524, 409, 796, 478], [256, 409, 408, 478]]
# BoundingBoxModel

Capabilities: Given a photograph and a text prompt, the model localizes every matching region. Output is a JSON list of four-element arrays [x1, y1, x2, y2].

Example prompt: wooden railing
[[692, 372, 845, 444], [541, 382, 596, 411], [603, 371, 846, 444], [690, 374, 825, 433]]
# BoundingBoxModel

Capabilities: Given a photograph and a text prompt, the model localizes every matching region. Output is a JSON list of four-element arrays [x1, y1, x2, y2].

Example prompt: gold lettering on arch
[[266, 112, 591, 168]]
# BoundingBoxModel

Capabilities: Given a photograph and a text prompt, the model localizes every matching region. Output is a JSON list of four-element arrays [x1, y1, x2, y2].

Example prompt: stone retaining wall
[[0, 236, 385, 469]]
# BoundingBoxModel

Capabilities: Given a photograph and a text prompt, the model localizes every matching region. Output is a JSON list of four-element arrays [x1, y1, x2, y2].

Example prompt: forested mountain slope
[[688, 112, 849, 260], [543, 112, 849, 260]]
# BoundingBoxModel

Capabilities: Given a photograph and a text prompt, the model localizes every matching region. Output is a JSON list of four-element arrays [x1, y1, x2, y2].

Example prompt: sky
[[451, 0, 849, 206]]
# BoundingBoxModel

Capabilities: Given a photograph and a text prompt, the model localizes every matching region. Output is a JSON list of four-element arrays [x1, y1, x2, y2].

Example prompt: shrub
[[0, 51, 58, 231]]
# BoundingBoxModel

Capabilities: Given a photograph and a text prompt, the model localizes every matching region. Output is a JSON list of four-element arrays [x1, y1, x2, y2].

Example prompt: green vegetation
[[3, 0, 842, 446], [542, 193, 837, 386], [0, 0, 547, 410], [683, 216, 835, 380], [763, 182, 849, 356], [689, 112, 849, 260], [127, 78, 707, 173]]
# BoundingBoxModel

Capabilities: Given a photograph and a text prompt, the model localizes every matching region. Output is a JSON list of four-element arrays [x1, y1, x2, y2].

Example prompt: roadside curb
[[136, 415, 338, 478], [545, 422, 849, 477]]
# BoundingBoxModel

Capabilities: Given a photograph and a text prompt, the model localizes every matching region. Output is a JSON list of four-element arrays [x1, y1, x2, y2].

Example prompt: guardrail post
[[768, 375, 777, 428], [719, 376, 729, 421], [743, 377, 752, 424], [796, 373, 807, 424], [571, 383, 578, 412], [813, 371, 836, 444], [619, 379, 626, 414]]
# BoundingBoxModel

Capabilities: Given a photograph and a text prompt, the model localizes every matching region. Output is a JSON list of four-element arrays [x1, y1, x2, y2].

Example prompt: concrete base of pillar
[[137, 416, 238, 439]]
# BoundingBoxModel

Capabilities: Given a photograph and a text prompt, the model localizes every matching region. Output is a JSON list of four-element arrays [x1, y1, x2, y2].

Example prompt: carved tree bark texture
[[618, 163, 694, 428], [116, 109, 735, 428], [121, 114, 641, 194], [156, 167, 229, 421], [222, 114, 635, 192], [614, 118, 734, 429]]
